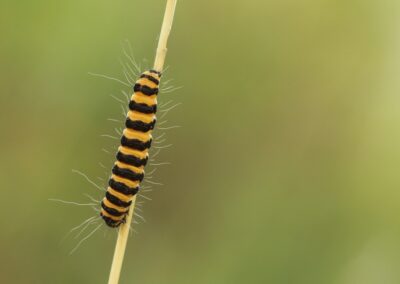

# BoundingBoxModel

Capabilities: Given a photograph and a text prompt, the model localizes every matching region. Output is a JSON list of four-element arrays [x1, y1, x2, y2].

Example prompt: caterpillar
[[100, 69, 161, 228]]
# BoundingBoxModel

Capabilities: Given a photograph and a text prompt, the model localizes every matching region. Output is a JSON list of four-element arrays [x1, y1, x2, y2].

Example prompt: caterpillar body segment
[[101, 70, 162, 228]]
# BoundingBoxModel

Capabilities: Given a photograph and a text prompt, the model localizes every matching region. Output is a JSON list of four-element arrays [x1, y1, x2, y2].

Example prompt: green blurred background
[[1, 0, 400, 283]]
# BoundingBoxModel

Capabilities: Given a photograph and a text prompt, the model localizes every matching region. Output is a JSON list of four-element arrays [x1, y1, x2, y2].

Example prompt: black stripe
[[129, 100, 157, 114], [101, 214, 124, 228], [121, 136, 152, 151], [125, 118, 156, 132], [149, 69, 162, 77], [109, 178, 139, 195], [140, 74, 160, 85], [133, 84, 159, 96], [112, 165, 144, 182], [101, 201, 127, 217], [106, 191, 132, 208], [116, 151, 148, 167]]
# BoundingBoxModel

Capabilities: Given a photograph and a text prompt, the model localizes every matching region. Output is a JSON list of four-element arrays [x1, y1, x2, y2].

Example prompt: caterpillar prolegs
[[101, 70, 161, 228]]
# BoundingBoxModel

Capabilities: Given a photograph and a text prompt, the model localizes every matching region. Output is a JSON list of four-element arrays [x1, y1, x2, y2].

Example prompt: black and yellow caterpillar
[[101, 70, 161, 227]]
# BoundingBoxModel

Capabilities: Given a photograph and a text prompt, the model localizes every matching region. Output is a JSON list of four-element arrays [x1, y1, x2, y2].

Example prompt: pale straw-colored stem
[[153, 0, 178, 72], [107, 196, 136, 284], [107, 1, 177, 284]]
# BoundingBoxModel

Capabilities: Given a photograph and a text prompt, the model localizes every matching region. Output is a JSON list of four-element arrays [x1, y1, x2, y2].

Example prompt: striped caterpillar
[[100, 69, 161, 228]]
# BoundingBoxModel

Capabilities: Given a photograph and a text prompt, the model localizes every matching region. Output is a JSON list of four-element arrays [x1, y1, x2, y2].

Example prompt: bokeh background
[[1, 0, 400, 283]]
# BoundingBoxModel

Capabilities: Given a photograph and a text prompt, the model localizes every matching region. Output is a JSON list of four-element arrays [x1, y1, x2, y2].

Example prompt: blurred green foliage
[[1, 0, 400, 283]]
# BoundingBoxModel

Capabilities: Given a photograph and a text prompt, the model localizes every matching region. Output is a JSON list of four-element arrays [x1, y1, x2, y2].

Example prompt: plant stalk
[[107, 1, 177, 283]]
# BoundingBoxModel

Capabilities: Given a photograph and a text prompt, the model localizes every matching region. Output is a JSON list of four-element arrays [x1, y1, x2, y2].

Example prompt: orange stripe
[[127, 109, 155, 123], [123, 128, 152, 142], [143, 70, 161, 80], [137, 77, 158, 89], [103, 197, 128, 212], [115, 161, 144, 174], [101, 209, 123, 221], [107, 187, 132, 202], [111, 174, 140, 188], [118, 146, 148, 159], [130, 93, 157, 106]]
